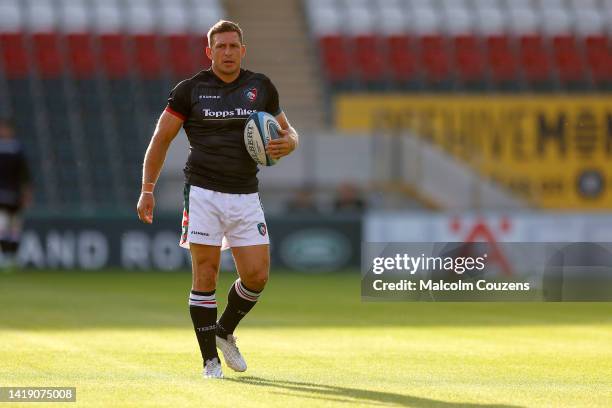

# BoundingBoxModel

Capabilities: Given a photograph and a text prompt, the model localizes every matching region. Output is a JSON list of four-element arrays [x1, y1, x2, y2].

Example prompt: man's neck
[[211, 65, 240, 83]]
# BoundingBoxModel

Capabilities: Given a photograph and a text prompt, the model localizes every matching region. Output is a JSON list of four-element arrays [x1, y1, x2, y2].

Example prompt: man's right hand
[[137, 192, 155, 224]]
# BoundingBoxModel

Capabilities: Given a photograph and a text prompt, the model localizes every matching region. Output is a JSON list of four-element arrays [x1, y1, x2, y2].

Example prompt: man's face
[[206, 31, 246, 76]]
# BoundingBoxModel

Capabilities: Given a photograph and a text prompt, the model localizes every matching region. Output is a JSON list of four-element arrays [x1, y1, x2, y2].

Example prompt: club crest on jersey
[[244, 87, 258, 102], [257, 222, 267, 236]]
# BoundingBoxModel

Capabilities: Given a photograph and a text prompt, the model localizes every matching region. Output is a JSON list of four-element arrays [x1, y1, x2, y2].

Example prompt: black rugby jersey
[[166, 68, 281, 194]]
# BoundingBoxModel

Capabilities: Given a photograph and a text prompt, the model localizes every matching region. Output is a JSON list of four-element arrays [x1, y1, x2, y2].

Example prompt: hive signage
[[336, 95, 612, 209]]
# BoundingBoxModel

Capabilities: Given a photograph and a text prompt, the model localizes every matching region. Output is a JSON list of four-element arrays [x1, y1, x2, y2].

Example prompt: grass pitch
[[1, 270, 611, 407]]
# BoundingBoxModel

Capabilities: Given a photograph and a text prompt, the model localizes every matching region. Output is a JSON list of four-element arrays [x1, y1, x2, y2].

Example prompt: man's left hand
[[266, 129, 296, 160]]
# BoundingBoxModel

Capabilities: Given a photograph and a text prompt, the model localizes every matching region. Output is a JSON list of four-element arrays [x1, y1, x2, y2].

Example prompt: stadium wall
[[16, 214, 361, 271]]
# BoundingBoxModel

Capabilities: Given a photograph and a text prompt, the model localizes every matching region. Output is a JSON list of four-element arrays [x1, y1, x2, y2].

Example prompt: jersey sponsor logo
[[202, 108, 257, 118], [199, 94, 221, 99], [257, 222, 267, 236], [245, 87, 258, 102]]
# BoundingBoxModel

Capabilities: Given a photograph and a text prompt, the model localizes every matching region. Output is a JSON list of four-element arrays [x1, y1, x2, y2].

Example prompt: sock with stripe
[[189, 290, 219, 364], [216, 279, 262, 339]]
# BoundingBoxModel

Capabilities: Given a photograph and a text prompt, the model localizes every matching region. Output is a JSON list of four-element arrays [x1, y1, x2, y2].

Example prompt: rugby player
[[0, 118, 32, 271], [136, 20, 298, 379]]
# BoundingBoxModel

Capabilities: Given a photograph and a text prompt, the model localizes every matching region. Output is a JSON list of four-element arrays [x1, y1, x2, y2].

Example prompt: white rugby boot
[[216, 334, 247, 372], [203, 357, 223, 379]]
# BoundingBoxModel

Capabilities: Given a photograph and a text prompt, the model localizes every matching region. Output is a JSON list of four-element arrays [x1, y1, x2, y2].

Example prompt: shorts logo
[[245, 87, 258, 102], [191, 231, 210, 237], [257, 222, 267, 236]]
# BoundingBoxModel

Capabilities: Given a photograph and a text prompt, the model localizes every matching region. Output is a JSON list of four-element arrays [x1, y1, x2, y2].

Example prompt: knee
[[242, 265, 269, 291], [251, 272, 269, 290], [192, 262, 219, 291]]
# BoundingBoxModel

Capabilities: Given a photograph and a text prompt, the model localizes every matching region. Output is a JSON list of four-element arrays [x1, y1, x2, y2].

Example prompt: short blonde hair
[[207, 20, 243, 47]]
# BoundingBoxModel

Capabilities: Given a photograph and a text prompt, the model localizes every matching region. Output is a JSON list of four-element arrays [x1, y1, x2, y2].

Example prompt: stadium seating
[[305, 0, 612, 91], [0, 0, 225, 211], [1, 0, 610, 212]]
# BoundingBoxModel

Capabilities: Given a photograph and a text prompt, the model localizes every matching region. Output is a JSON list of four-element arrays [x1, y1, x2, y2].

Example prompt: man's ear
[[205, 46, 212, 61], [241, 45, 246, 58]]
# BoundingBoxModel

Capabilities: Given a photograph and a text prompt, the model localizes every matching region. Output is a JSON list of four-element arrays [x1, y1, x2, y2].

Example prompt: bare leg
[[190, 243, 221, 291], [232, 244, 270, 291]]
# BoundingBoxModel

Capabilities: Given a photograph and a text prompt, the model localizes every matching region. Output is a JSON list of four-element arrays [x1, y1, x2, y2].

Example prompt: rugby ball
[[244, 112, 281, 166]]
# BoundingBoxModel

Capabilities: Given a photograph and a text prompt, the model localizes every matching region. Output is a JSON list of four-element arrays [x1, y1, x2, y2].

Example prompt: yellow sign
[[336, 94, 612, 209]]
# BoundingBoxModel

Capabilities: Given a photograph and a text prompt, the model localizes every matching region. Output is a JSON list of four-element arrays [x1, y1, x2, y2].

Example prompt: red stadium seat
[[519, 35, 551, 84], [387, 34, 411, 52], [132, 34, 163, 78], [552, 35, 585, 84], [420, 35, 451, 83], [585, 35, 608, 52], [0, 32, 29, 78], [486, 35, 519, 83], [323, 52, 352, 83], [454, 35, 486, 84], [319, 35, 352, 83], [98, 33, 130, 78], [319, 34, 344, 54], [31, 32, 65, 78], [585, 35, 612, 85], [386, 35, 418, 82], [193, 35, 211, 71], [353, 34, 385, 84], [165, 34, 197, 77], [66, 33, 96, 78]]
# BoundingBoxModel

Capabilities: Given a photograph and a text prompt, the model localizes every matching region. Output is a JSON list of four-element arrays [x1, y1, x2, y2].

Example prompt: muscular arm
[[266, 112, 299, 160], [137, 110, 183, 223], [143, 110, 183, 184]]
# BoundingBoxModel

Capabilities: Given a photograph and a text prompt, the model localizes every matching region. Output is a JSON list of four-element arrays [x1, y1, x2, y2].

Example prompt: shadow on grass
[[226, 376, 523, 408]]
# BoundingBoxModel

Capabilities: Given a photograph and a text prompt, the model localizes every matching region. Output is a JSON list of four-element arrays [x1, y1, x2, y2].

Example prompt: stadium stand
[[0, 0, 224, 212], [305, 0, 612, 91], [1, 0, 609, 213]]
